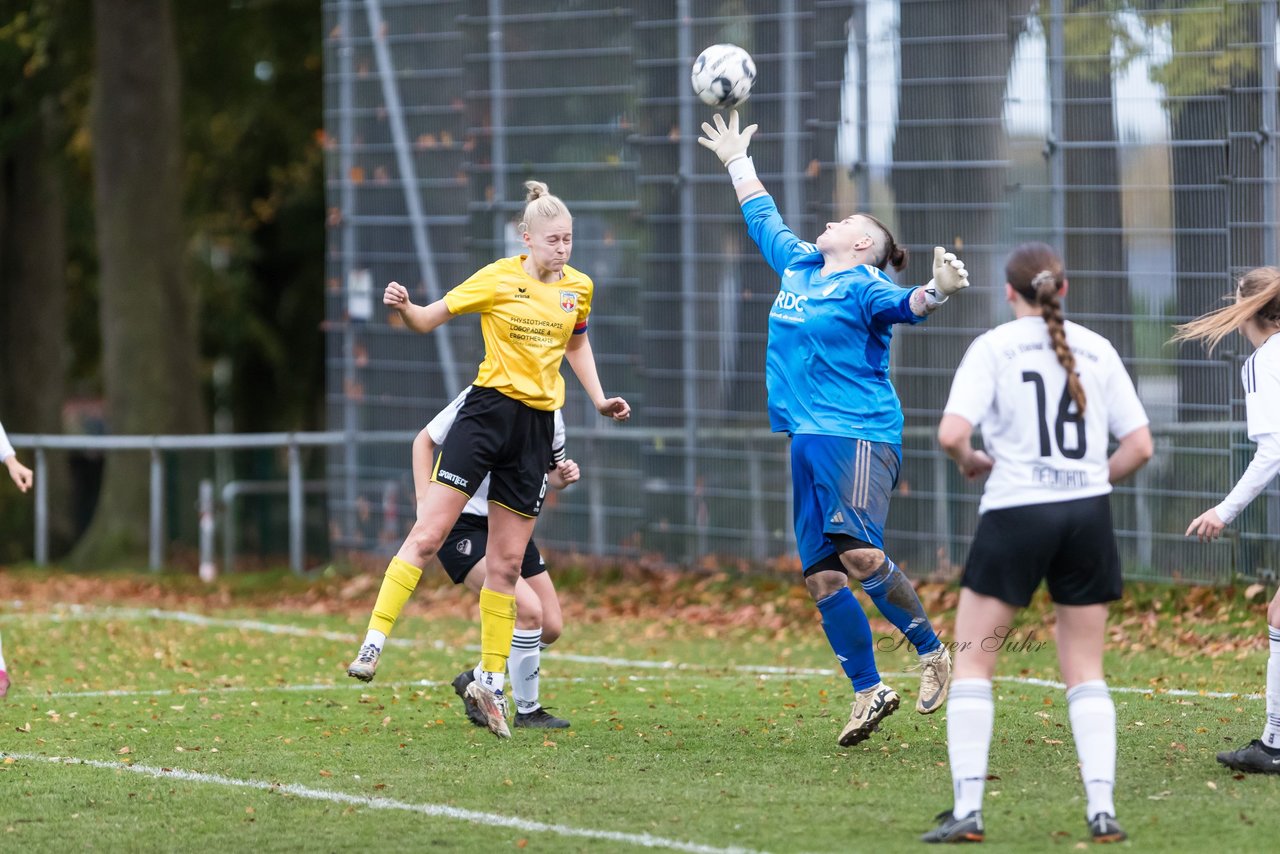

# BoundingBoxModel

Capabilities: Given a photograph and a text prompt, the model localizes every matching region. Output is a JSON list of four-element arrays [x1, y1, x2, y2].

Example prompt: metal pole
[[223, 482, 239, 575], [1048, 0, 1066, 246], [198, 479, 216, 582], [34, 446, 48, 566], [338, 0, 359, 551], [932, 450, 950, 566], [677, 0, 701, 562], [489, 0, 509, 250], [149, 446, 164, 571], [586, 434, 605, 556], [780, 0, 802, 224], [852, 0, 870, 206], [748, 444, 765, 561], [1262, 1, 1278, 263], [365, 0, 460, 390], [288, 439, 305, 575]]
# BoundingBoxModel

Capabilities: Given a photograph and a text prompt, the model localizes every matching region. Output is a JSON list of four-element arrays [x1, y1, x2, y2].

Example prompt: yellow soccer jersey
[[443, 255, 593, 411]]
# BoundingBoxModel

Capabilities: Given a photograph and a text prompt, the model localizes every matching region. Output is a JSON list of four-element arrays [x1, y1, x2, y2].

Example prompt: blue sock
[[860, 558, 940, 654], [815, 586, 880, 691]]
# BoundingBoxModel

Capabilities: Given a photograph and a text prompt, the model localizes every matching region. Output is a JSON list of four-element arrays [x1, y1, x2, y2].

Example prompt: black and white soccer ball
[[690, 43, 756, 108]]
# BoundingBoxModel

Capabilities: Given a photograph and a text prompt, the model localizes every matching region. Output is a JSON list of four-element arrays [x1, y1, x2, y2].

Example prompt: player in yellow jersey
[[347, 181, 630, 738]]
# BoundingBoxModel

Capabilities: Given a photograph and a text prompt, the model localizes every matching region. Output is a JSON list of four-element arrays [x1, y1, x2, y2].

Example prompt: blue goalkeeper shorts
[[790, 434, 901, 573]]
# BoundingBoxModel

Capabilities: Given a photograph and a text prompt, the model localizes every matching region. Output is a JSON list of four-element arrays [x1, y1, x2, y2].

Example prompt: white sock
[[509, 628, 543, 714], [1263, 626, 1280, 749], [947, 678, 994, 819], [0, 631, 6, 671], [473, 663, 505, 695], [362, 629, 387, 651], [1067, 680, 1116, 820]]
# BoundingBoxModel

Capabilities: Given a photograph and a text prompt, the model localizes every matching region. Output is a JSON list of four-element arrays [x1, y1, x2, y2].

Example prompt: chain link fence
[[323, 0, 1280, 584]]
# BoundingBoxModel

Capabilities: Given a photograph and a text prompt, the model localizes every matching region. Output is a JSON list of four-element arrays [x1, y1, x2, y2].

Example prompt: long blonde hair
[[518, 180, 571, 233], [1007, 242, 1085, 416], [1171, 267, 1280, 353]]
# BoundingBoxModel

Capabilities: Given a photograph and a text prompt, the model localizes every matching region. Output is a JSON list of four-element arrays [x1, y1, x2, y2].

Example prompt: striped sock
[[1263, 626, 1280, 749], [509, 628, 543, 714], [860, 558, 940, 654], [948, 678, 994, 819], [1067, 680, 1116, 820]]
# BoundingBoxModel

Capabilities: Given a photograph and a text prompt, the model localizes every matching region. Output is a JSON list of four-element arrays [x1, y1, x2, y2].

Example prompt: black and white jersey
[[425, 387, 566, 517], [943, 316, 1148, 513], [1242, 334, 1280, 441]]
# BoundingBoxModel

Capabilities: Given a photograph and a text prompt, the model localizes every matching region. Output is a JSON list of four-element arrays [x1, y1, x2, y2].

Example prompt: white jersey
[[1242, 334, 1280, 441], [944, 316, 1149, 514], [0, 419, 14, 463], [426, 389, 566, 517]]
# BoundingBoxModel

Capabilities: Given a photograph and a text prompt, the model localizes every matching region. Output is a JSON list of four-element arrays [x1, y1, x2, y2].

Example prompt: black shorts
[[432, 386, 555, 517], [961, 494, 1122, 607], [438, 514, 547, 584]]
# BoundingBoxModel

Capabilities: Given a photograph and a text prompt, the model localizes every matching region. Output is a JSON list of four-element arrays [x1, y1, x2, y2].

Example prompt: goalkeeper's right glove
[[698, 110, 758, 166], [924, 247, 970, 305]]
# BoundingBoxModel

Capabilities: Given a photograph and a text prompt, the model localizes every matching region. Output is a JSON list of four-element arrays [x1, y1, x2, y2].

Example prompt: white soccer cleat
[[839, 683, 900, 746], [916, 645, 952, 714], [464, 680, 511, 739], [346, 643, 381, 682]]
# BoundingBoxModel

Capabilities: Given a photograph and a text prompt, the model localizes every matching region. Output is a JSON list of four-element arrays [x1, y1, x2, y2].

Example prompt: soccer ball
[[690, 44, 756, 108]]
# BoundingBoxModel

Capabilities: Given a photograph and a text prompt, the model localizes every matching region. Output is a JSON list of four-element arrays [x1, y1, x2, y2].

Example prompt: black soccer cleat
[[451, 669, 488, 728], [921, 809, 984, 844], [1087, 813, 1127, 843], [514, 707, 571, 729], [1216, 738, 1280, 774]]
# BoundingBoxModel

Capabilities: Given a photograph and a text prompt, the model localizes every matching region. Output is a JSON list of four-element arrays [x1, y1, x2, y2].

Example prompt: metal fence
[[322, 0, 1280, 584]]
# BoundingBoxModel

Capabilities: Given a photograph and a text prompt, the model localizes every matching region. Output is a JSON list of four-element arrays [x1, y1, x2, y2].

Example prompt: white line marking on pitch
[[33, 674, 672, 700], [0, 753, 768, 854], [3, 604, 1263, 701]]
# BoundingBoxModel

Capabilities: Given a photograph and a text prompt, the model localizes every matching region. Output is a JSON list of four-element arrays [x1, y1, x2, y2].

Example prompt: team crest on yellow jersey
[[559, 290, 578, 313]]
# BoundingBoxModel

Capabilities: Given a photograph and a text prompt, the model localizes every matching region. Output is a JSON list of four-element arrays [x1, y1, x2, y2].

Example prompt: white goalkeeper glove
[[923, 247, 970, 306], [698, 110, 757, 164], [698, 111, 760, 186]]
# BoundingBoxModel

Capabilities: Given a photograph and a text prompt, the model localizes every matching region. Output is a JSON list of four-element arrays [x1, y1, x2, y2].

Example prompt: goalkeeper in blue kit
[[699, 112, 969, 745]]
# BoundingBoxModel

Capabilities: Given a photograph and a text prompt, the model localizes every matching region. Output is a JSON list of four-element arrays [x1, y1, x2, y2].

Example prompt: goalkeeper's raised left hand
[[927, 247, 970, 300]]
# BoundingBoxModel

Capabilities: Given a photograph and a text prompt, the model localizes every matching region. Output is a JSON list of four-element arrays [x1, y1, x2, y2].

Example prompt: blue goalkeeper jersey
[[742, 194, 925, 444]]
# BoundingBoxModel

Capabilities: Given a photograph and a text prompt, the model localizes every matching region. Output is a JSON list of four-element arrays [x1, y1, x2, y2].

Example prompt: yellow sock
[[368, 557, 423, 637], [479, 587, 517, 673]]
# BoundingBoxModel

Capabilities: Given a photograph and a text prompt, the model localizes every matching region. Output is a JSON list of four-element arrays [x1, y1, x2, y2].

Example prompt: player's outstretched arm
[[1188, 432, 1280, 542], [698, 110, 764, 204], [909, 247, 971, 316], [384, 281, 453, 333], [565, 333, 630, 422]]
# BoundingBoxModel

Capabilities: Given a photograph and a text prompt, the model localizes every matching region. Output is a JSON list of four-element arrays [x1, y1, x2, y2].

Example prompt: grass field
[[0, 569, 1276, 852]]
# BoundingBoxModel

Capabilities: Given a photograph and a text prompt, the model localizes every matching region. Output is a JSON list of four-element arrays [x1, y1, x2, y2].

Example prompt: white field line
[[0, 753, 768, 854], [35, 674, 673, 700], [2, 603, 1264, 701]]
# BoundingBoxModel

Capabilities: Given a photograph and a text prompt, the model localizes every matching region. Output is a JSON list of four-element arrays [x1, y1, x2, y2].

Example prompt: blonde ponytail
[[1171, 267, 1280, 353]]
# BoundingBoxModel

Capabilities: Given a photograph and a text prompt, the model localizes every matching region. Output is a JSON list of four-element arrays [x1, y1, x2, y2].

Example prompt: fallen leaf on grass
[[319, 770, 333, 778], [15, 723, 30, 733], [116, 747, 131, 755], [1206, 781, 1218, 790]]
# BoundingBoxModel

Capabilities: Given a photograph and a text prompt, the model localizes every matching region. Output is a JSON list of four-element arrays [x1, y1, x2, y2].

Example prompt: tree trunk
[[72, 0, 204, 566], [0, 97, 73, 556]]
